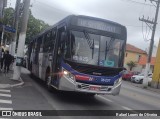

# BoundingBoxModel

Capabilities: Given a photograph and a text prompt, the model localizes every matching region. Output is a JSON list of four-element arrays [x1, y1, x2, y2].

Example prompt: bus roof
[[29, 15, 126, 43], [74, 15, 125, 27]]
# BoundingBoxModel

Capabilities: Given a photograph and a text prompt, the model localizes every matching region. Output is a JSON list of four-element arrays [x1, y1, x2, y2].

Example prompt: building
[[124, 44, 147, 72], [138, 56, 156, 73]]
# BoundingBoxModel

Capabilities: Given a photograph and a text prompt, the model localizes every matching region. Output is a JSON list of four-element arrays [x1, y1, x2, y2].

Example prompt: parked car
[[122, 71, 134, 80], [131, 73, 152, 84], [122, 71, 140, 81]]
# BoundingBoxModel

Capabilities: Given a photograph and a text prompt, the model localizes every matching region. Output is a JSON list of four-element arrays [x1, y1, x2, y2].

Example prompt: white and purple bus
[[27, 15, 127, 96]]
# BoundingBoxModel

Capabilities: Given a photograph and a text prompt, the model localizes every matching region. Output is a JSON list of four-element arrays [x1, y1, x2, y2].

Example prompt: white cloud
[[9, 0, 160, 50]]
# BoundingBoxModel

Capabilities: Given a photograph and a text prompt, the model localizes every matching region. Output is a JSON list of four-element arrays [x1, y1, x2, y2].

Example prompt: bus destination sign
[[75, 18, 122, 34]]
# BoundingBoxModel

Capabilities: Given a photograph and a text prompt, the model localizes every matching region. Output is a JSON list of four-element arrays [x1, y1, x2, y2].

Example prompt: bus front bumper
[[58, 76, 121, 96]]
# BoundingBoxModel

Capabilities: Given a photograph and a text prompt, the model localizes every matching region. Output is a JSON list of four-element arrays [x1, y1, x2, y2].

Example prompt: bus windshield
[[68, 30, 124, 68]]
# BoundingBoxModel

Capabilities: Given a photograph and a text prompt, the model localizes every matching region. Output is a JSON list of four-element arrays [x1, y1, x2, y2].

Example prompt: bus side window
[[32, 42, 35, 53], [51, 29, 57, 52], [37, 36, 43, 53], [43, 31, 52, 52], [34, 40, 37, 64], [34, 36, 43, 65], [59, 31, 70, 58], [56, 29, 66, 67], [30, 42, 34, 63]]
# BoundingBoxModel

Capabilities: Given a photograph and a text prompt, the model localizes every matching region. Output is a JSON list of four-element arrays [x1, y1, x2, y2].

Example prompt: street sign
[[0, 24, 16, 33], [4, 25, 16, 33]]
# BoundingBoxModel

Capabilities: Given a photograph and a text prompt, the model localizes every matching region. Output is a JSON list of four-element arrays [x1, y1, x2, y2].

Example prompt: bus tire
[[45, 70, 52, 91]]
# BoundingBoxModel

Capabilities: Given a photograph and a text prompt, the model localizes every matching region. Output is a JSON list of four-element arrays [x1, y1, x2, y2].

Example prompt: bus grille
[[77, 83, 112, 91]]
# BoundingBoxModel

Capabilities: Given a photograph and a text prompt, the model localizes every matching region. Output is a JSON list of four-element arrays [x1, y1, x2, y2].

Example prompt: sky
[[8, 0, 160, 52]]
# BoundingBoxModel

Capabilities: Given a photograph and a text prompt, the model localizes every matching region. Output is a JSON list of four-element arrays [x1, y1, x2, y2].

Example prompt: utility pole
[[10, 0, 21, 56], [0, 0, 7, 45], [0, 0, 4, 45], [0, 0, 4, 20], [12, 0, 30, 80], [139, 0, 160, 88]]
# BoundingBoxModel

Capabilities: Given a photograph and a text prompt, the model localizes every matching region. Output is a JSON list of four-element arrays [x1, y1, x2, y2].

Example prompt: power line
[[121, 0, 154, 6], [34, 0, 71, 14], [139, 0, 160, 88]]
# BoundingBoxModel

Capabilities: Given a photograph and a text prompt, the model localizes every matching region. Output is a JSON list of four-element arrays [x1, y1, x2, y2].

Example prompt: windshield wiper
[[83, 31, 94, 59], [105, 41, 108, 60], [84, 31, 94, 49], [105, 38, 115, 59]]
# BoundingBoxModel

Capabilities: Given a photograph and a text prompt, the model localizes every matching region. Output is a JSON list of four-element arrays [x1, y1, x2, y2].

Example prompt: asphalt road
[[6, 68, 160, 119]]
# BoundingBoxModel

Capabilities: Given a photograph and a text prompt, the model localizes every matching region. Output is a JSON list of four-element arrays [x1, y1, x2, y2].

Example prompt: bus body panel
[[40, 52, 52, 81], [27, 15, 127, 95], [58, 73, 121, 95]]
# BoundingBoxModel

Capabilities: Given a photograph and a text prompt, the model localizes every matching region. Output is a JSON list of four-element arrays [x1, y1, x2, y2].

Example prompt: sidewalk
[[0, 69, 24, 88], [124, 80, 160, 94]]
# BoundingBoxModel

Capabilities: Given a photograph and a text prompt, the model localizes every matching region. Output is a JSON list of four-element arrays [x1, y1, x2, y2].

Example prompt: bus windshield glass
[[68, 30, 124, 68]]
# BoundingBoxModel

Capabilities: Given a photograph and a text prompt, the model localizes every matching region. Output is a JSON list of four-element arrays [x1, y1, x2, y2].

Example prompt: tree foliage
[[3, 8, 49, 44], [26, 10, 49, 44], [127, 61, 137, 71], [3, 7, 14, 26], [2, 7, 15, 43]]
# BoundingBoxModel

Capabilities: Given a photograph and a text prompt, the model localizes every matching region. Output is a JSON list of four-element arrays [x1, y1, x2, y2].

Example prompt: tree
[[3, 8, 50, 44], [3, 7, 14, 26], [1, 7, 15, 44], [25, 10, 49, 44], [127, 61, 137, 71]]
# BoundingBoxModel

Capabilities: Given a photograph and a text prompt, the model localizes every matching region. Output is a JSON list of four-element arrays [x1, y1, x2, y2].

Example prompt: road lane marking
[[0, 118, 12, 119], [121, 106, 140, 114], [121, 106, 132, 110], [0, 108, 13, 110], [0, 89, 10, 93], [97, 95, 138, 113], [97, 95, 113, 102], [0, 99, 12, 104], [0, 93, 11, 97], [0, 89, 13, 114]]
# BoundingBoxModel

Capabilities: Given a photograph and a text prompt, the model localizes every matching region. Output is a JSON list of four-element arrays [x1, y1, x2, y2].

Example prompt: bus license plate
[[89, 86, 100, 91]]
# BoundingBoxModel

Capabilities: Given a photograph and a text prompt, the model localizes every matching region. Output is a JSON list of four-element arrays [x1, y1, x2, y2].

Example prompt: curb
[[0, 77, 24, 89], [126, 81, 160, 94], [10, 76, 25, 88]]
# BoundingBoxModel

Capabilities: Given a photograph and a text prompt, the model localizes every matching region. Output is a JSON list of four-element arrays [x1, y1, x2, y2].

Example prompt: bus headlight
[[114, 77, 122, 85], [63, 69, 75, 82]]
